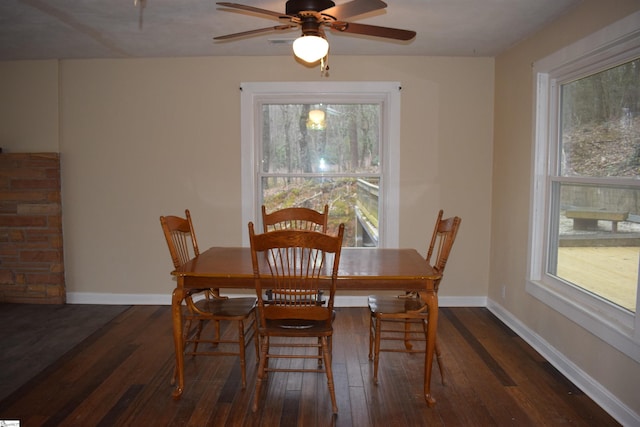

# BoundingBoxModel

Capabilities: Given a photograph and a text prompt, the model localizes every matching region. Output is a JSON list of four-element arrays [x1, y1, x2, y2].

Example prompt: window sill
[[526, 279, 640, 363]]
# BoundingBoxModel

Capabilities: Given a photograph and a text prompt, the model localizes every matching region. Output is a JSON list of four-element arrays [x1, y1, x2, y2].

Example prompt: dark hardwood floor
[[0, 304, 620, 426], [0, 303, 128, 402]]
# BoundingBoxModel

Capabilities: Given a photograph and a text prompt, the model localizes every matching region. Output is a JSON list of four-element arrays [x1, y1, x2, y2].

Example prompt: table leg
[[172, 286, 186, 399], [422, 286, 438, 407]]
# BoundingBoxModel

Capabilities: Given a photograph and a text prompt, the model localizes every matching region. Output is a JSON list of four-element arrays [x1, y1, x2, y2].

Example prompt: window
[[528, 11, 640, 360], [240, 82, 400, 248]]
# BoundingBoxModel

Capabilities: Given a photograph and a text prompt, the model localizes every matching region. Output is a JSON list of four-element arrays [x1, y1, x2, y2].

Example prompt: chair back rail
[[262, 204, 329, 233]]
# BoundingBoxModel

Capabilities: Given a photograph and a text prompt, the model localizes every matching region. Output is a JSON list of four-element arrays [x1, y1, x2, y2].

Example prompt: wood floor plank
[[0, 305, 621, 426]]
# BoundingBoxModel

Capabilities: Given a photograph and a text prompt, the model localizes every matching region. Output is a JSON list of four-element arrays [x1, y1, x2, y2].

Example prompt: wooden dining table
[[170, 246, 442, 407]]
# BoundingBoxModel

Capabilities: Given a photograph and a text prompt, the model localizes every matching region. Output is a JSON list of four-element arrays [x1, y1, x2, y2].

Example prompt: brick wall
[[0, 153, 65, 304]]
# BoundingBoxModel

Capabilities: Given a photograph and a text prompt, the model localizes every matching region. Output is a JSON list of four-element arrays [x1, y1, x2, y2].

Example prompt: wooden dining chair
[[160, 209, 258, 389], [367, 210, 461, 385], [248, 222, 345, 414]]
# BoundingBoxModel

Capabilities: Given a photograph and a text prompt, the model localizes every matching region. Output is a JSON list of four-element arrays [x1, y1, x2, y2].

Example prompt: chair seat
[[262, 318, 333, 336], [368, 295, 427, 315], [193, 297, 256, 318]]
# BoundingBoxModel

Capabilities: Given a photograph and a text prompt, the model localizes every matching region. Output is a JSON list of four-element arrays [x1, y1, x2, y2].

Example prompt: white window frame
[[240, 81, 401, 248], [527, 11, 640, 362]]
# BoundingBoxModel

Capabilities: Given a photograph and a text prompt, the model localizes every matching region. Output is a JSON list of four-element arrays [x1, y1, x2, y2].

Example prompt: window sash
[[240, 81, 400, 248]]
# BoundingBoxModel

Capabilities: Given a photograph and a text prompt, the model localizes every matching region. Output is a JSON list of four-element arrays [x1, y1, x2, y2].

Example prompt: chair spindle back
[[160, 209, 199, 269], [248, 222, 344, 323]]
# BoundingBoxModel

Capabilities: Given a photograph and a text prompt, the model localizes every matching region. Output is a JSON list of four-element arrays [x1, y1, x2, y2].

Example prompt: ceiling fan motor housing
[[286, 0, 335, 15], [299, 15, 323, 36]]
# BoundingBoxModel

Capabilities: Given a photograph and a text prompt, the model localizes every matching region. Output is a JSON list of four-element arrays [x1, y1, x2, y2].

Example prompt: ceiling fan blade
[[321, 0, 387, 20], [329, 21, 416, 41], [214, 24, 297, 40], [216, 2, 292, 20]]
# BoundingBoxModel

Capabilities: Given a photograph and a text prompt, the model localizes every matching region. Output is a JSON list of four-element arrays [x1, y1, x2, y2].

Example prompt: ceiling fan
[[214, 0, 416, 65]]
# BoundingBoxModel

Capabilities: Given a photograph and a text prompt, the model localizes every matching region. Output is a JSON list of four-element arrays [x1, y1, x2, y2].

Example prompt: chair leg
[[252, 335, 269, 412], [183, 317, 194, 350], [322, 336, 338, 414], [421, 319, 445, 385], [373, 317, 382, 384], [237, 320, 247, 389], [368, 314, 374, 360], [317, 337, 324, 367], [171, 316, 193, 386], [214, 320, 221, 346], [435, 339, 445, 385], [404, 320, 414, 350], [252, 315, 260, 362], [192, 319, 205, 353]]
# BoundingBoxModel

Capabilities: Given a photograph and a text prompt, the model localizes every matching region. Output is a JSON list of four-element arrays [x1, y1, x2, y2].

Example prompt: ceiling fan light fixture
[[292, 35, 328, 63]]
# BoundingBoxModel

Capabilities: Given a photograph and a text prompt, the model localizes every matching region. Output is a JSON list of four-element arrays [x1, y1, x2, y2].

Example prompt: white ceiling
[[0, 0, 581, 61]]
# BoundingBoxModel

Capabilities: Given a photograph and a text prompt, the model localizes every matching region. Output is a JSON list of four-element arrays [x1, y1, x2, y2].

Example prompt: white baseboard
[[438, 295, 487, 307], [66, 292, 486, 307], [66, 292, 171, 305], [487, 299, 640, 427]]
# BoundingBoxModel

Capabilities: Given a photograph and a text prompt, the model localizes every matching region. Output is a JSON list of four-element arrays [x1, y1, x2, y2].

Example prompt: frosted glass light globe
[[293, 35, 329, 63]]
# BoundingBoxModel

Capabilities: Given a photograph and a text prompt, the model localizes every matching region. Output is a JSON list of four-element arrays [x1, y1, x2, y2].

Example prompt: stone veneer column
[[0, 153, 65, 303]]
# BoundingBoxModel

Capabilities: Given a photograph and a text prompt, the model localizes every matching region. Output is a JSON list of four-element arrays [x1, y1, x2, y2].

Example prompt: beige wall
[[0, 60, 59, 152], [492, 0, 640, 419], [0, 55, 494, 302]]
